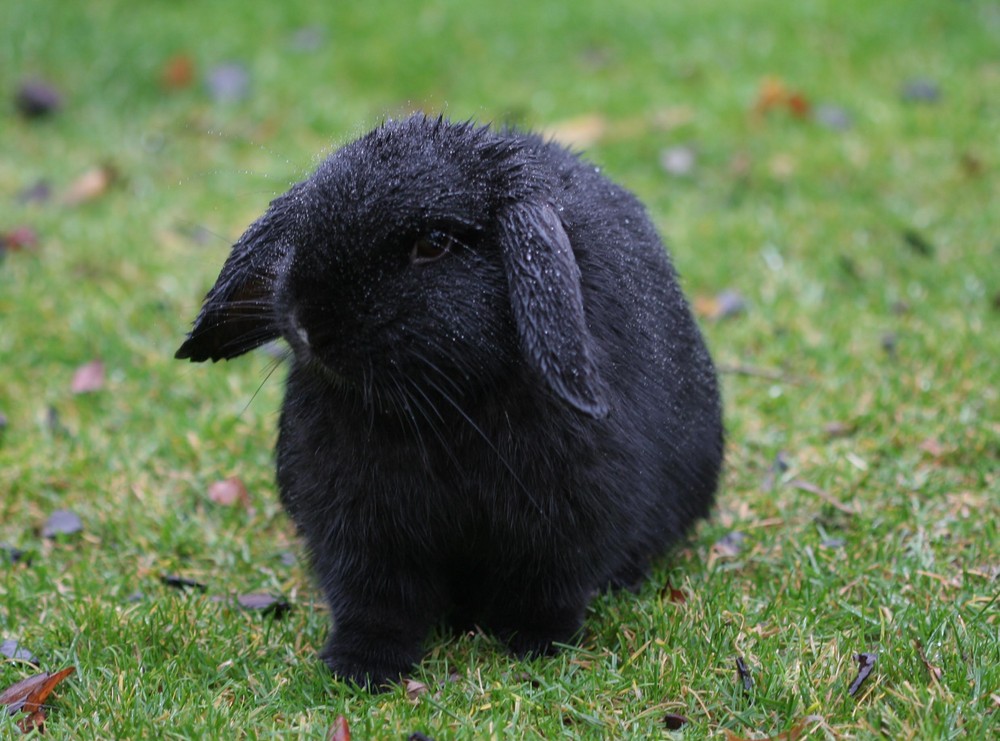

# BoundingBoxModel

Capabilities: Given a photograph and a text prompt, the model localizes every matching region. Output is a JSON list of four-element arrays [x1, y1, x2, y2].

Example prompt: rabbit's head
[[177, 115, 608, 418]]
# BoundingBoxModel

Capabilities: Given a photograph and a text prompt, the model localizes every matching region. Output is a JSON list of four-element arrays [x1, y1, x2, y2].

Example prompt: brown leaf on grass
[[724, 719, 811, 741], [70, 359, 105, 394], [786, 93, 811, 118], [753, 77, 811, 119], [694, 290, 747, 321], [328, 714, 351, 741], [663, 712, 690, 730], [1, 226, 39, 253], [848, 652, 877, 697], [161, 54, 195, 90], [63, 165, 117, 206], [822, 421, 856, 439], [0, 666, 75, 731], [918, 437, 947, 459], [788, 479, 858, 516], [661, 580, 687, 604], [404, 678, 429, 701], [542, 114, 609, 148], [959, 151, 984, 178], [208, 477, 250, 507]]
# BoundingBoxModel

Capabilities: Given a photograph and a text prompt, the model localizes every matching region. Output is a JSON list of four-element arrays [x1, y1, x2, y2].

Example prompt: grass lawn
[[2, 0, 997, 737]]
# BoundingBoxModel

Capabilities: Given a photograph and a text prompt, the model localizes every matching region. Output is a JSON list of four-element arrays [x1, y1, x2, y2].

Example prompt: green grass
[[2, 0, 997, 737]]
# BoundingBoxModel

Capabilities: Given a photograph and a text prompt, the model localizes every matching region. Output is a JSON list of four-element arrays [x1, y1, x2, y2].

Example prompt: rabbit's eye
[[410, 232, 453, 264]]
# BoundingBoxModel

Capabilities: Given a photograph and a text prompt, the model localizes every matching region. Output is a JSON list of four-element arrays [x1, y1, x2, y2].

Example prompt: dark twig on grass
[[718, 363, 807, 385], [788, 479, 859, 516], [736, 655, 754, 693]]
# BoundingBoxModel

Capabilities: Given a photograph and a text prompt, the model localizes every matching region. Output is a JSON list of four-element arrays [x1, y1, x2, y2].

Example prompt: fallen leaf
[[16, 180, 52, 204], [823, 421, 856, 439], [290, 27, 326, 53], [0, 666, 75, 719], [15, 79, 62, 118], [63, 165, 117, 206], [736, 655, 753, 693], [724, 719, 811, 741], [205, 62, 251, 103], [661, 580, 687, 604], [161, 54, 196, 90], [328, 715, 351, 741], [0, 640, 39, 666], [712, 531, 745, 558], [959, 151, 984, 178], [18, 709, 48, 734], [660, 145, 697, 177], [814, 104, 853, 131], [404, 678, 429, 701], [41, 510, 83, 538], [761, 451, 791, 491], [769, 153, 797, 179], [542, 114, 608, 148], [1, 544, 29, 565], [208, 477, 250, 507], [236, 593, 291, 618], [694, 290, 747, 321], [45, 405, 66, 436], [786, 92, 811, 119], [663, 712, 690, 730], [848, 651, 877, 697], [160, 574, 207, 591], [900, 78, 940, 103], [753, 77, 811, 119], [71, 359, 105, 394], [1, 226, 39, 253], [919, 438, 947, 458]]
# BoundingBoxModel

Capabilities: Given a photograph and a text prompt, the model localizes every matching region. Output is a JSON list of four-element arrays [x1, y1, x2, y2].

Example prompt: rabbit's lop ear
[[175, 207, 288, 363], [499, 202, 610, 419]]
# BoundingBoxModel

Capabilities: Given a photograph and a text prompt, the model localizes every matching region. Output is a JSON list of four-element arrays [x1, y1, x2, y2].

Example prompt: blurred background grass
[[1, 0, 998, 737]]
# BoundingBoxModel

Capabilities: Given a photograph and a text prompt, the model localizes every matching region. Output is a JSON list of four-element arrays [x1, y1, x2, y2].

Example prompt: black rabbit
[[177, 114, 723, 688]]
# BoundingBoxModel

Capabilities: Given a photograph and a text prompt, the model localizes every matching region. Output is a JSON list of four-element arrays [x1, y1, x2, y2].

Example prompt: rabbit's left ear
[[499, 201, 609, 419], [175, 206, 289, 363]]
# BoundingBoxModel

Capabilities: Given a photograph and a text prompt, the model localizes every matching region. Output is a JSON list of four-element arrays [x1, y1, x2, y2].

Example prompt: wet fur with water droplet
[[176, 114, 724, 689]]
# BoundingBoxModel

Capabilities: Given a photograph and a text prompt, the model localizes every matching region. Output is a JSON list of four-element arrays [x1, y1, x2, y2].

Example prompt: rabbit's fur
[[177, 115, 723, 688]]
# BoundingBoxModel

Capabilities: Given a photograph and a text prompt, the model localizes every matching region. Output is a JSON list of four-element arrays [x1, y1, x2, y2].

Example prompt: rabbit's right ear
[[499, 201, 610, 419], [175, 204, 291, 363]]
